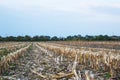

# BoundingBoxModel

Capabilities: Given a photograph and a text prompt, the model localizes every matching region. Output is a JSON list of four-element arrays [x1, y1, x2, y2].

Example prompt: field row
[[0, 42, 30, 58], [38, 42, 120, 79], [52, 41, 120, 49], [0, 42, 120, 80], [0, 42, 32, 74]]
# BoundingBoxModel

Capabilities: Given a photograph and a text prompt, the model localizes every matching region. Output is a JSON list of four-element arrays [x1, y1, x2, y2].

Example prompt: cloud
[[0, 0, 120, 12], [0, 0, 120, 17], [0, 1, 119, 9], [0, 0, 120, 36]]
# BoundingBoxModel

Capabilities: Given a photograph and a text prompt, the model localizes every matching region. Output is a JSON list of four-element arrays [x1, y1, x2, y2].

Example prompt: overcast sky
[[0, 0, 120, 37]]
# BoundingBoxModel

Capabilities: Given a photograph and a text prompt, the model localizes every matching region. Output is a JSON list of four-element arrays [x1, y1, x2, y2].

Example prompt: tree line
[[0, 35, 120, 41]]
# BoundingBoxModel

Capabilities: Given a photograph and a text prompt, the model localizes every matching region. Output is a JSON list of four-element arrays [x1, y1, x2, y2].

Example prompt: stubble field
[[0, 41, 120, 80]]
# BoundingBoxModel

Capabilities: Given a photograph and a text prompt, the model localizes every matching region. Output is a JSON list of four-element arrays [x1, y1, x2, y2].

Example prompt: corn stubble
[[37, 42, 120, 79], [0, 42, 119, 80], [0, 42, 32, 75]]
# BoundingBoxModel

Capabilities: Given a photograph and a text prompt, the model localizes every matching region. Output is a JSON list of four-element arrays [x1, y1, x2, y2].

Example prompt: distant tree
[[94, 35, 104, 41], [32, 36, 40, 41], [59, 37, 65, 41], [110, 36, 119, 41], [16, 36, 24, 41], [77, 35, 83, 40], [85, 35, 95, 41], [31, 35, 50, 41], [24, 35, 31, 41], [0, 36, 3, 41], [103, 35, 110, 40], [0, 34, 120, 41], [5, 36, 16, 41], [45, 36, 51, 41], [39, 36, 50, 41], [66, 36, 73, 40], [51, 36, 59, 41]]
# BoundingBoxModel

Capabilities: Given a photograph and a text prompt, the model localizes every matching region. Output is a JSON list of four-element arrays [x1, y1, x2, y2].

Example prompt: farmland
[[0, 41, 120, 80]]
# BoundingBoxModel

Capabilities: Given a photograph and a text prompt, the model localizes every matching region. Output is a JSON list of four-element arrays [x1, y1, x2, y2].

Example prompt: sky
[[0, 0, 120, 37]]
